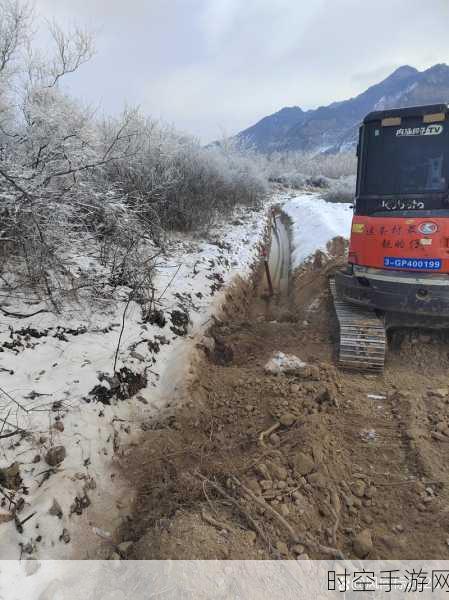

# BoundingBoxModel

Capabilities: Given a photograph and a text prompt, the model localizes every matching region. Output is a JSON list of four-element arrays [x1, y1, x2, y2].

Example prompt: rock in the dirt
[[432, 431, 449, 442], [279, 413, 296, 427], [266, 461, 288, 481], [342, 493, 354, 508], [436, 421, 447, 433], [255, 463, 271, 480], [260, 480, 272, 491], [291, 452, 314, 476], [297, 553, 310, 560], [429, 389, 449, 399], [49, 498, 63, 519], [245, 479, 261, 494], [292, 544, 305, 555], [246, 531, 257, 544], [117, 541, 133, 556], [293, 490, 306, 502], [275, 541, 289, 556], [0, 462, 21, 490], [60, 528, 71, 544], [45, 446, 66, 467], [269, 433, 281, 446], [353, 529, 373, 558], [318, 386, 337, 406], [351, 480, 366, 498], [264, 352, 308, 376], [307, 471, 327, 488]]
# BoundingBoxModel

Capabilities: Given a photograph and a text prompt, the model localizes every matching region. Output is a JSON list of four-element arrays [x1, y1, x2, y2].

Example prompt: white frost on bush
[[264, 151, 357, 189]]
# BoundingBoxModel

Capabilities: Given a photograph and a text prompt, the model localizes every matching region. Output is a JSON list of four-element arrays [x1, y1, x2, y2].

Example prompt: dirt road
[[116, 222, 449, 561]]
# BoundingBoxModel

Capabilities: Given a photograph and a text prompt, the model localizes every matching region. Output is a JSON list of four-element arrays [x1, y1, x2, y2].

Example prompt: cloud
[[33, 0, 449, 141]]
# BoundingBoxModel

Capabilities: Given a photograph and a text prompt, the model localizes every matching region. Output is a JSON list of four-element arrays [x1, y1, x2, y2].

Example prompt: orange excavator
[[333, 104, 449, 372]]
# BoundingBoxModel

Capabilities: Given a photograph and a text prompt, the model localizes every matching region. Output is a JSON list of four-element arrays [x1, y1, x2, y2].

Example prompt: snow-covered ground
[[0, 191, 353, 560], [0, 205, 268, 559], [282, 194, 353, 267]]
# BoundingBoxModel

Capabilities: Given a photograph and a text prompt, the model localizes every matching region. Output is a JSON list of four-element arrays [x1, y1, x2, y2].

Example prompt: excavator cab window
[[356, 110, 449, 216]]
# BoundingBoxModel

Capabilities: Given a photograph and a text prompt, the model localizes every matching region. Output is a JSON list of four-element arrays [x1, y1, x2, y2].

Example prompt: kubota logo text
[[396, 125, 443, 137]]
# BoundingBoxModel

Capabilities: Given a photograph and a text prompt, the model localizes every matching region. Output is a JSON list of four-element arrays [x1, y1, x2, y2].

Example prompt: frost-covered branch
[[46, 21, 95, 88], [0, 0, 32, 74]]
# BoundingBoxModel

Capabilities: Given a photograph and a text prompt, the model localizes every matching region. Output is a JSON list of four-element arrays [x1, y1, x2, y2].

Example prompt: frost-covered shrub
[[303, 152, 357, 179], [322, 189, 354, 203], [102, 123, 267, 232], [305, 175, 330, 189], [268, 173, 306, 189], [0, 1, 268, 299], [264, 150, 357, 186], [322, 175, 356, 203]]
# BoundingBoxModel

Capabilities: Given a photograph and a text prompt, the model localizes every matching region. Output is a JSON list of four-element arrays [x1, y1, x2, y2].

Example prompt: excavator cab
[[334, 104, 449, 371]]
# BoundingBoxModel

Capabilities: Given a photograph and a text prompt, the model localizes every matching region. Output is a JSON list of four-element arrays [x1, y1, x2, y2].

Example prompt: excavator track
[[330, 279, 387, 372]]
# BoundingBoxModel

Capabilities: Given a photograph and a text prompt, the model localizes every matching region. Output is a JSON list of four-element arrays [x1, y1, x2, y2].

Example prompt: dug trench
[[115, 214, 449, 561]]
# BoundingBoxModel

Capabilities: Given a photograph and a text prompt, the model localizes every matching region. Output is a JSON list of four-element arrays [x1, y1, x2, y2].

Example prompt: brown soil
[[118, 239, 449, 561]]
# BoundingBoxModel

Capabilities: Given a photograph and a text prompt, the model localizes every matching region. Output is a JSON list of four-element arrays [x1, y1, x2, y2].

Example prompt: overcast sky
[[34, 0, 449, 142]]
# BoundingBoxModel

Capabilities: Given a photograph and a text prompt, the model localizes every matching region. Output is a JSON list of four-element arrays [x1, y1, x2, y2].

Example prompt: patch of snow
[[0, 203, 269, 559], [282, 194, 352, 268]]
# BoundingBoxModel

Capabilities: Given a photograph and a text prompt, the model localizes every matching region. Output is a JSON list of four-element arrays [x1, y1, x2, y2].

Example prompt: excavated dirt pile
[[118, 235, 449, 561]]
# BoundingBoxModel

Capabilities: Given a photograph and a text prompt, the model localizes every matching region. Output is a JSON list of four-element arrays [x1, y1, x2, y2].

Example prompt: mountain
[[236, 64, 449, 153]]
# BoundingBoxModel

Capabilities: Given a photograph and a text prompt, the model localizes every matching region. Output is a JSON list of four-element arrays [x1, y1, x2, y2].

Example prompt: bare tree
[[0, 0, 32, 75]]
